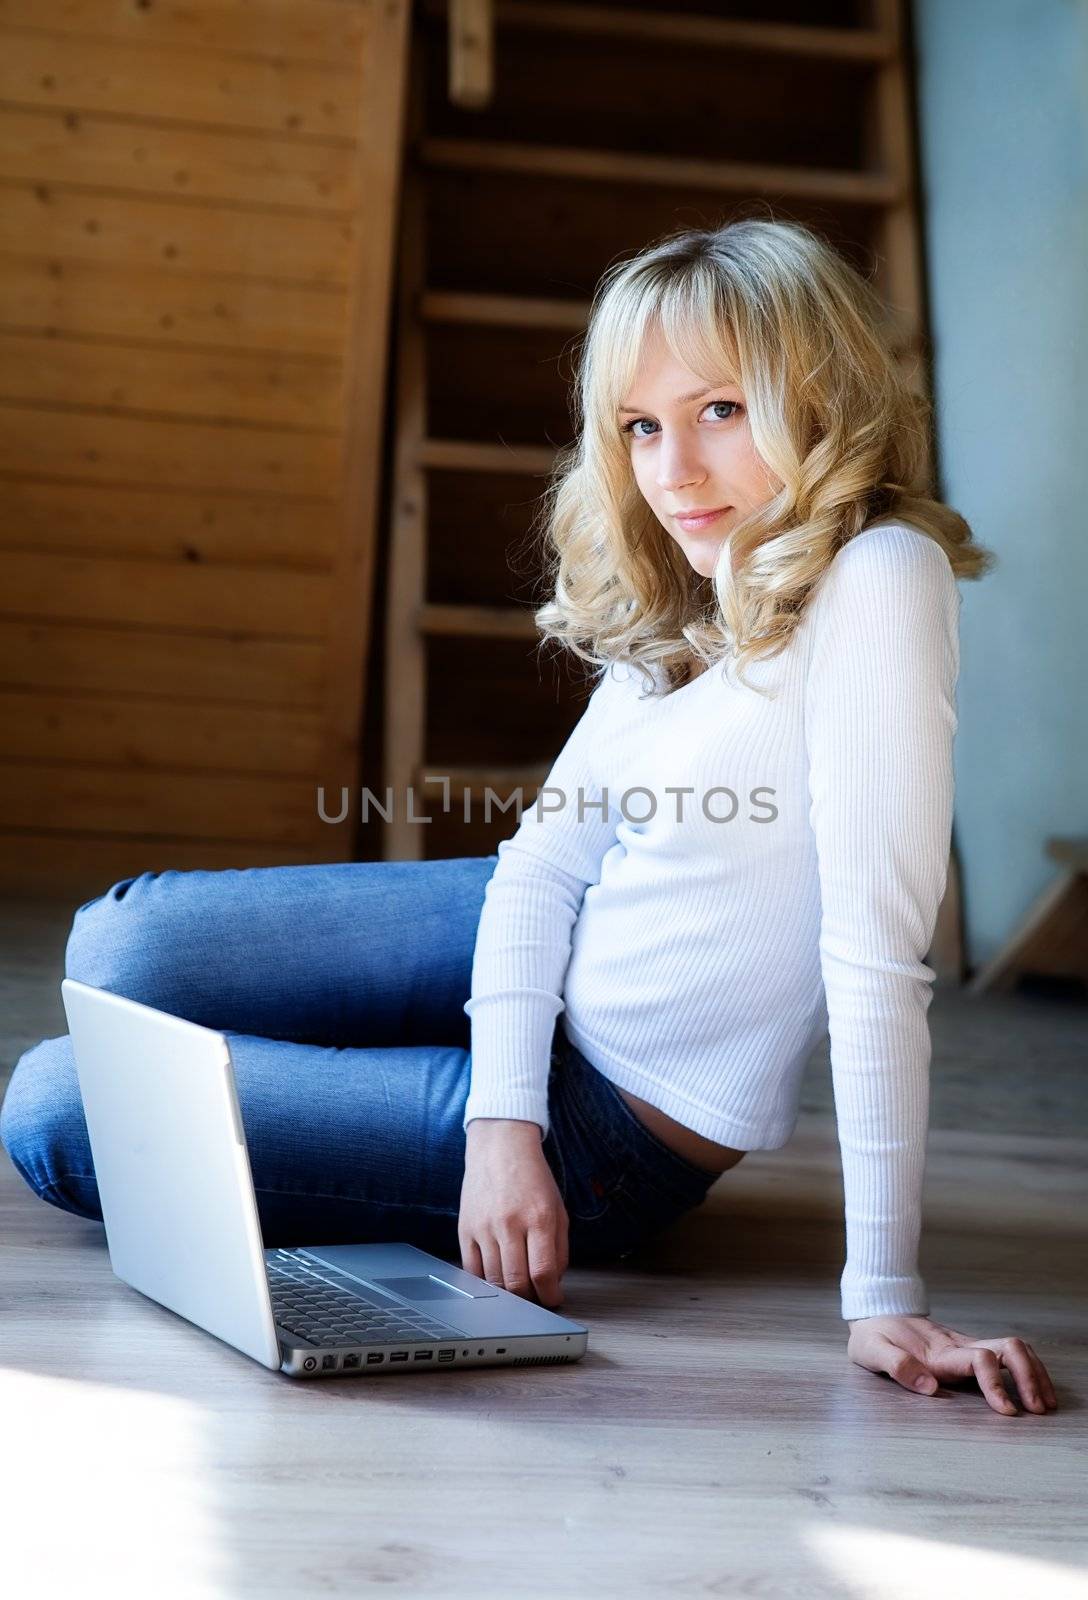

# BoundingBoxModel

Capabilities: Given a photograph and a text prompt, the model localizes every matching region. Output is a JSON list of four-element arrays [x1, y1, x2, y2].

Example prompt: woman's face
[[618, 328, 781, 578]]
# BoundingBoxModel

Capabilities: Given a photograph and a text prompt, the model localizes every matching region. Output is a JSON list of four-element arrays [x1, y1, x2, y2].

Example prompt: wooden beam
[[424, 0, 895, 64], [419, 137, 902, 206]]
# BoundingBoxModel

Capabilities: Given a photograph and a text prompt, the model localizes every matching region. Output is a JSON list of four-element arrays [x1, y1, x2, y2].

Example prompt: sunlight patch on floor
[[804, 1521, 1088, 1600], [1, 1367, 225, 1595]]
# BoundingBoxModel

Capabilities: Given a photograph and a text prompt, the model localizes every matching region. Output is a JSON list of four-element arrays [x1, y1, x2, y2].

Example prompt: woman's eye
[[621, 400, 741, 438]]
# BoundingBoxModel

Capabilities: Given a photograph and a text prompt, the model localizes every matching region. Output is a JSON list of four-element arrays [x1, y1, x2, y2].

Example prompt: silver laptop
[[60, 979, 589, 1378]]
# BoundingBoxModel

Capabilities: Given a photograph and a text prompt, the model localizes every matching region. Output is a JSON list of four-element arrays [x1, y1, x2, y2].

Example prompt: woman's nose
[[655, 436, 706, 493]]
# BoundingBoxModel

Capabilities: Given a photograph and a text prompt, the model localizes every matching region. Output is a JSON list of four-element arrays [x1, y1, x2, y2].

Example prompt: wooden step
[[419, 289, 922, 356], [418, 603, 538, 639], [418, 137, 902, 206], [423, 1, 894, 64], [420, 291, 588, 331], [418, 438, 559, 474], [414, 763, 550, 800]]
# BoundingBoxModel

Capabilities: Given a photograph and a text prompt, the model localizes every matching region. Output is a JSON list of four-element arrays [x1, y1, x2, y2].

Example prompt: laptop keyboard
[[266, 1252, 456, 1348]]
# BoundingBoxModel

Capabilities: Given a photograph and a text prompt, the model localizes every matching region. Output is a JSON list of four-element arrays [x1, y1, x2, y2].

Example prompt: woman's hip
[[544, 1029, 720, 1264]]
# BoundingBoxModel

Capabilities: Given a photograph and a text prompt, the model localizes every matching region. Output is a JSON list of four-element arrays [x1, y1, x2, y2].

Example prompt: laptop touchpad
[[373, 1274, 495, 1301]]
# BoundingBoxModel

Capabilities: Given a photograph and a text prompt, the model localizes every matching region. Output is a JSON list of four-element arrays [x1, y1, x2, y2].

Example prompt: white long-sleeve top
[[463, 521, 961, 1321]]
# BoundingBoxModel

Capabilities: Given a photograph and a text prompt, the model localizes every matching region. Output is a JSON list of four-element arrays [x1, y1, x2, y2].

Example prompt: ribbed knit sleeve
[[462, 666, 623, 1136], [803, 525, 961, 1321]]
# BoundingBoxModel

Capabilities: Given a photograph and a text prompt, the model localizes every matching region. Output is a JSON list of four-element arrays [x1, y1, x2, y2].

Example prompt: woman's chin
[[684, 546, 725, 579], [667, 528, 729, 580]]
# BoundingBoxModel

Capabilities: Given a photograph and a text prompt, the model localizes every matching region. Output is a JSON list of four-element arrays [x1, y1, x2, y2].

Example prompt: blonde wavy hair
[[528, 216, 994, 697]]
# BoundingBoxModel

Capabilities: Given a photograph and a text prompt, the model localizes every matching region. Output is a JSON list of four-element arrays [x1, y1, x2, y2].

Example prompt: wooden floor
[[1, 896, 1085, 1598]]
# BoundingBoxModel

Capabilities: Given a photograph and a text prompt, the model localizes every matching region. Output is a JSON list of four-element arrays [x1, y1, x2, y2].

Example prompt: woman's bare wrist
[[465, 1117, 544, 1145]]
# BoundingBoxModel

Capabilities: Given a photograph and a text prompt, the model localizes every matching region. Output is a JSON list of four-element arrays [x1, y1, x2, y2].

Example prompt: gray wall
[[912, 0, 1087, 968]]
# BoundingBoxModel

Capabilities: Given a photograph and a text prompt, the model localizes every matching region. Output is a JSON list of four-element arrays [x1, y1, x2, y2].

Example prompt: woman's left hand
[[846, 1314, 1059, 1415]]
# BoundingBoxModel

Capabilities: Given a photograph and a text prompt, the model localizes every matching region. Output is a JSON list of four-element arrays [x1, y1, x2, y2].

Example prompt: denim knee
[[0, 1035, 99, 1218], [64, 870, 169, 997]]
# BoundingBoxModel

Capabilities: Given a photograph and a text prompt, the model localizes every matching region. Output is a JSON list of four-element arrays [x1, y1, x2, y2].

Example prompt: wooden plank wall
[[0, 0, 410, 899]]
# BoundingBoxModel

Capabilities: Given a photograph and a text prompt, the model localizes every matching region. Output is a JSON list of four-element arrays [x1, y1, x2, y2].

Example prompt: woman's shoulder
[[814, 520, 958, 610], [800, 519, 960, 672], [834, 518, 950, 569]]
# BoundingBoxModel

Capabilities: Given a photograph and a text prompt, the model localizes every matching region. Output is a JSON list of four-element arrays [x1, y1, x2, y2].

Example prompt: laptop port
[[390, 1351, 408, 1362], [343, 1353, 360, 1368], [413, 1350, 433, 1360], [438, 1349, 455, 1361], [365, 1352, 384, 1365], [496, 1347, 506, 1354], [321, 1354, 338, 1371]]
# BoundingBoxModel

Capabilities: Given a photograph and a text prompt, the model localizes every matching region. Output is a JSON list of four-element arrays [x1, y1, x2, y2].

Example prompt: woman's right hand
[[459, 1119, 569, 1308]]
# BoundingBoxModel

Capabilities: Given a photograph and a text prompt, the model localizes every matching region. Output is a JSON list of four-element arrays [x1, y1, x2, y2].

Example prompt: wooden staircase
[[382, 0, 935, 868]]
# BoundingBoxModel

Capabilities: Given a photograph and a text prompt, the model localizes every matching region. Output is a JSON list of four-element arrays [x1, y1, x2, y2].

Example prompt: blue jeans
[[0, 857, 718, 1272]]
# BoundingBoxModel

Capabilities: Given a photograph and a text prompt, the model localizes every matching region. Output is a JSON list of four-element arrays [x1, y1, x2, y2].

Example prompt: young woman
[[1, 219, 1056, 1417]]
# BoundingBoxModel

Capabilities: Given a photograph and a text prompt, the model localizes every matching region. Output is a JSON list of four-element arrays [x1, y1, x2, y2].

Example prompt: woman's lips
[[674, 506, 730, 531]]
